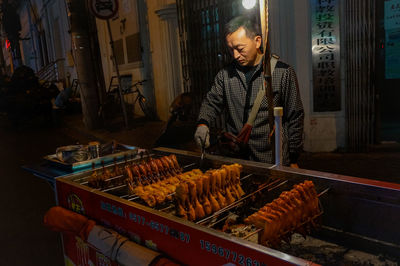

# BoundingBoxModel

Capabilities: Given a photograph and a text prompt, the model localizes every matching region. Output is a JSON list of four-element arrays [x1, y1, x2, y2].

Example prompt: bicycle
[[120, 79, 156, 120], [99, 78, 156, 121]]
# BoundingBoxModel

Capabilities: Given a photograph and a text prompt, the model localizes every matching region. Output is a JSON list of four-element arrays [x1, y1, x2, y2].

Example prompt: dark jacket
[[198, 59, 304, 165]]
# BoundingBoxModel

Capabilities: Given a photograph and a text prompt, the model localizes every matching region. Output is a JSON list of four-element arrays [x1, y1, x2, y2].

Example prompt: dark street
[[0, 115, 93, 265]]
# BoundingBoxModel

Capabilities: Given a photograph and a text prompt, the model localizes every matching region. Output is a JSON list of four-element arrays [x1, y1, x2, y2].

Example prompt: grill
[[55, 147, 400, 265]]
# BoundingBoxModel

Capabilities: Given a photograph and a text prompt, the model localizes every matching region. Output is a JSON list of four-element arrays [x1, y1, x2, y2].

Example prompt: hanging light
[[242, 0, 257, 9]]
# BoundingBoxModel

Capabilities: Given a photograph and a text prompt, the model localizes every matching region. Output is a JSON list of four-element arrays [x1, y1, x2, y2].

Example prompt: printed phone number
[[129, 212, 190, 243], [200, 240, 264, 266]]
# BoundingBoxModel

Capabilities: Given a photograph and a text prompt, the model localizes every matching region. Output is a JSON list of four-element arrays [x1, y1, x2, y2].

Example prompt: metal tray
[[44, 143, 138, 172]]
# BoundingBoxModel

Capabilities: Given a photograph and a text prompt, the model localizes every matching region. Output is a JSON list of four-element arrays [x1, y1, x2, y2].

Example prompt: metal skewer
[[318, 187, 330, 197], [240, 173, 253, 181], [101, 184, 126, 193], [242, 228, 262, 240], [158, 205, 175, 212], [207, 212, 234, 228], [80, 174, 125, 185], [182, 162, 196, 169]]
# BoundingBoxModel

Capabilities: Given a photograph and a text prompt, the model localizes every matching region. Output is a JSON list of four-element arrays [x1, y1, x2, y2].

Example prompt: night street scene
[[0, 0, 400, 265]]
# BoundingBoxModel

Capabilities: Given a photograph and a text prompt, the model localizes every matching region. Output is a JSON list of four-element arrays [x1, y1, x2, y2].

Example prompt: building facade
[[95, 0, 183, 121], [16, 0, 76, 82], [2, 0, 397, 152]]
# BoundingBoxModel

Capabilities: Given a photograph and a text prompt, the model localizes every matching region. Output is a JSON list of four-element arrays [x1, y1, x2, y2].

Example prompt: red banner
[[57, 179, 312, 266]]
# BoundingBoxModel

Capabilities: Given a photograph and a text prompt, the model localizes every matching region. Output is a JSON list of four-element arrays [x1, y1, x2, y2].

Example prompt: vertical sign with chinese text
[[311, 0, 341, 112], [384, 0, 400, 79]]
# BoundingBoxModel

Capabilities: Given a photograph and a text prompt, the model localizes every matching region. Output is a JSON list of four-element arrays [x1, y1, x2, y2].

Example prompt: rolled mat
[[44, 206, 180, 266]]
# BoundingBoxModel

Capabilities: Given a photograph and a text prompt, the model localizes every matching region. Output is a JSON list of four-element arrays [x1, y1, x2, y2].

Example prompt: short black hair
[[224, 15, 261, 39]]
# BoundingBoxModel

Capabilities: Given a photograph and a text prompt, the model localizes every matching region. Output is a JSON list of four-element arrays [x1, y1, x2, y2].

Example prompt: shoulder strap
[[246, 54, 279, 126], [270, 54, 279, 75]]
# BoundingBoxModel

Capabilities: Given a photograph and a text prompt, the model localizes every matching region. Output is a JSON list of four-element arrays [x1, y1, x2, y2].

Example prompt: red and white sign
[[89, 0, 119, 20]]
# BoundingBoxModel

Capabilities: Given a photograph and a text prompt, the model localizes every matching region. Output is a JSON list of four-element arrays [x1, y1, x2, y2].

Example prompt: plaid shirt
[[198, 59, 304, 165]]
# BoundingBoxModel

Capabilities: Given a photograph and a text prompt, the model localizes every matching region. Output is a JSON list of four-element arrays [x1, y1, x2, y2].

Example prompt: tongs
[[199, 131, 209, 169]]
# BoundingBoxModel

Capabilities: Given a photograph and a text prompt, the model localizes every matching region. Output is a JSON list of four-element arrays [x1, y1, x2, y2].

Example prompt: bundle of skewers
[[88, 159, 124, 189], [87, 154, 181, 191], [175, 164, 245, 221], [125, 154, 183, 207], [244, 180, 321, 247]]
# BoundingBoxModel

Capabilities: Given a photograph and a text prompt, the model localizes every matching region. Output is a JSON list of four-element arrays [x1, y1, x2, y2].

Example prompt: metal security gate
[[176, 0, 253, 119], [344, 0, 376, 152]]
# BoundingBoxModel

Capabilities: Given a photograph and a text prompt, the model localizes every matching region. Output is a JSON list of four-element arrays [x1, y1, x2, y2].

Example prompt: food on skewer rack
[[221, 215, 257, 238], [175, 163, 245, 221], [87, 154, 181, 191], [88, 161, 112, 189], [125, 154, 183, 206], [244, 180, 321, 247], [128, 169, 200, 207], [86, 154, 245, 222]]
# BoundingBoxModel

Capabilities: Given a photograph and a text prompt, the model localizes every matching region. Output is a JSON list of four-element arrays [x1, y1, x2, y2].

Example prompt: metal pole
[[259, 0, 266, 44], [68, 0, 102, 129], [260, 0, 275, 163], [274, 107, 283, 166], [106, 19, 129, 128]]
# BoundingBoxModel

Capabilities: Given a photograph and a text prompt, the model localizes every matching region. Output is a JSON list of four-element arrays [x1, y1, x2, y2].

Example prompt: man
[[194, 15, 304, 167]]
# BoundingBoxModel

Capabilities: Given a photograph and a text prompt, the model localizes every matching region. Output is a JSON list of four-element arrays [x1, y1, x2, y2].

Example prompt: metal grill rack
[[71, 152, 327, 248]]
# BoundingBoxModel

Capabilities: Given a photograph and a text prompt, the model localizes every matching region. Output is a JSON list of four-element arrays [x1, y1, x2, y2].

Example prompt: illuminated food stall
[[34, 146, 400, 265]]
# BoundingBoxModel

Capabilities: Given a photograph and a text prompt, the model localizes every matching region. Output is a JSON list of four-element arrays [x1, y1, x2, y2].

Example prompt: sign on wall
[[311, 0, 341, 112], [89, 0, 119, 20], [385, 0, 400, 30], [384, 0, 400, 79]]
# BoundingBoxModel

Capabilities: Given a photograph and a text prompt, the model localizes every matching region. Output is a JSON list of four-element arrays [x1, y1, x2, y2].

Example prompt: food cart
[[25, 145, 400, 265]]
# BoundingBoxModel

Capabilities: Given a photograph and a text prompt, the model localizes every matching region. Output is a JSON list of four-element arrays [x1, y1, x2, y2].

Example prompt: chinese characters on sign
[[311, 0, 341, 112], [384, 0, 400, 79], [385, 0, 400, 30]]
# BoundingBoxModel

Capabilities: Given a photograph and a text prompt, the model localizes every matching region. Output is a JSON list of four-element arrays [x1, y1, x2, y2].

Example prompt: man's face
[[226, 27, 262, 67]]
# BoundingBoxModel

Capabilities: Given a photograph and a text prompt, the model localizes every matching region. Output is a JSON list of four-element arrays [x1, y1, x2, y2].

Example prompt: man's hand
[[194, 124, 210, 149]]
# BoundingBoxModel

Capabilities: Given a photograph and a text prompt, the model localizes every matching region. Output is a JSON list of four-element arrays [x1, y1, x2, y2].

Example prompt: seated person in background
[[52, 80, 72, 109]]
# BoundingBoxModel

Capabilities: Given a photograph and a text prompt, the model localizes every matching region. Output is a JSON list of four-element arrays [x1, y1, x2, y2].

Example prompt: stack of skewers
[[87, 154, 181, 193], [175, 164, 245, 221], [244, 180, 321, 247]]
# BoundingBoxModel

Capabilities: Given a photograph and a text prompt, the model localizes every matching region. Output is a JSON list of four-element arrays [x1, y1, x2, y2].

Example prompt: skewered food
[[88, 162, 112, 189], [128, 159, 205, 207], [174, 163, 244, 221], [88, 154, 185, 202], [87, 154, 245, 222], [244, 180, 320, 247]]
